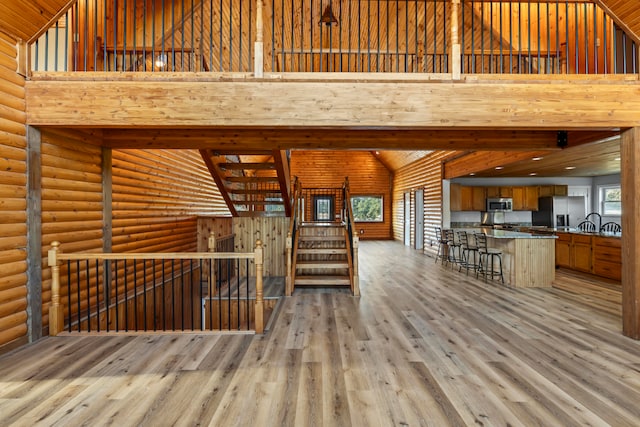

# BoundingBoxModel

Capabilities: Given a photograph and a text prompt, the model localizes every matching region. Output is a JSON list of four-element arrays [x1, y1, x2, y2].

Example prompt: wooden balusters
[[47, 241, 63, 336]]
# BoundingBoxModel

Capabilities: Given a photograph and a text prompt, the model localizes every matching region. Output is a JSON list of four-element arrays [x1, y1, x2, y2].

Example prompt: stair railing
[[286, 177, 302, 296], [342, 177, 360, 296]]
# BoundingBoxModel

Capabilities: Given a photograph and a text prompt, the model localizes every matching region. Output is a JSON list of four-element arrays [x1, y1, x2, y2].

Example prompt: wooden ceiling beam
[[102, 128, 565, 151]]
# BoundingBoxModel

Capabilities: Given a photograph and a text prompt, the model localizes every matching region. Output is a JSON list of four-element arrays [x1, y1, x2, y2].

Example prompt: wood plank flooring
[[1, 240, 639, 426]]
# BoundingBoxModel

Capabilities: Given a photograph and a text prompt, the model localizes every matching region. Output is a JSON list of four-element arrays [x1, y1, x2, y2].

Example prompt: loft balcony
[[29, 1, 637, 76]]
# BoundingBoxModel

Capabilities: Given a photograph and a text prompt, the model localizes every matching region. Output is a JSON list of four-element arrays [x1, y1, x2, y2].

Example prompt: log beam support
[[621, 127, 640, 340]]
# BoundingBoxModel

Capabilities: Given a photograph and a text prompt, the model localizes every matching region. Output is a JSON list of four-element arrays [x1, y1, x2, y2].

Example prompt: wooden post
[[26, 126, 42, 342], [48, 241, 64, 336], [254, 239, 264, 333], [208, 231, 216, 252], [450, 0, 461, 80], [285, 231, 292, 296], [254, 0, 264, 78], [621, 127, 640, 340], [352, 236, 360, 297]]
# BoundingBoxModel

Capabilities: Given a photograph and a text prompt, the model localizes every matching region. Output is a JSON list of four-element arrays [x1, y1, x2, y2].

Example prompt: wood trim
[[272, 150, 291, 217], [199, 150, 239, 217], [26, 126, 42, 342], [621, 127, 640, 339], [26, 79, 640, 129], [102, 129, 566, 151]]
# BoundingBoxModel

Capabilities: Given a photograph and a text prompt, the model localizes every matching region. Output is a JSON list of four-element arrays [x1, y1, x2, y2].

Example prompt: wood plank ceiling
[[0, 0, 71, 42]]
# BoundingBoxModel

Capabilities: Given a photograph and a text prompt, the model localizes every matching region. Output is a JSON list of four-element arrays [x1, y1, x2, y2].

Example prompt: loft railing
[[30, 0, 638, 75], [47, 238, 265, 335]]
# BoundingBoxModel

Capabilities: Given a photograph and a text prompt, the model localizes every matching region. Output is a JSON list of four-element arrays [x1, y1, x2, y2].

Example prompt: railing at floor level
[[47, 239, 264, 336]]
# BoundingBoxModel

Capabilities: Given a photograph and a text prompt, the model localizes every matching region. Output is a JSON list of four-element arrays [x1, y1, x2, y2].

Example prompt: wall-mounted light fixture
[[319, 4, 338, 26], [155, 53, 167, 68]]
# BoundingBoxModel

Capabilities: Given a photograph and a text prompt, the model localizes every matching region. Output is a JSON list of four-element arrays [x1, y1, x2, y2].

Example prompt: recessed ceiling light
[[495, 166, 504, 170], [532, 157, 543, 161], [529, 172, 537, 176], [565, 166, 576, 170], [469, 172, 476, 176]]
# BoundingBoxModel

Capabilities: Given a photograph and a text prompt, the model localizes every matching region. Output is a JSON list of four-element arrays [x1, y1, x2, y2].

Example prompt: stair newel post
[[254, 0, 264, 78], [352, 236, 360, 296], [451, 0, 461, 80], [254, 239, 264, 333], [48, 241, 64, 336], [286, 231, 293, 296]]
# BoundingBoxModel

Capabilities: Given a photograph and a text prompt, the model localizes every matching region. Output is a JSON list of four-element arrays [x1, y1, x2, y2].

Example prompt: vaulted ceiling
[[2, 1, 639, 44]]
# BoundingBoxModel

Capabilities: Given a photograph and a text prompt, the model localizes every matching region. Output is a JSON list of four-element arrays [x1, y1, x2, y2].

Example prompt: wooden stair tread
[[297, 248, 347, 255], [298, 235, 346, 241], [295, 275, 351, 285], [225, 176, 279, 183], [227, 188, 282, 195], [231, 200, 283, 205], [296, 260, 349, 268], [219, 162, 275, 170], [300, 222, 344, 228]]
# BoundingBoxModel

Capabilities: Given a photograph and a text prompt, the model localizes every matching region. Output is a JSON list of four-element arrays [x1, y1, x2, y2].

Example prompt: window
[[599, 185, 621, 216], [313, 195, 334, 221], [351, 196, 383, 222]]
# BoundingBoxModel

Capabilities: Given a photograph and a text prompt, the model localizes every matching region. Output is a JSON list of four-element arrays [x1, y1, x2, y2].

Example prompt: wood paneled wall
[[0, 33, 28, 352], [393, 151, 458, 258], [290, 150, 392, 239], [111, 149, 229, 253], [233, 217, 289, 277], [39, 128, 104, 334]]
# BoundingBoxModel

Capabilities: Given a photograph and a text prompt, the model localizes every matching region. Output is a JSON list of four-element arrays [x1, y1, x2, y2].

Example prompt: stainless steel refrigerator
[[532, 196, 586, 228]]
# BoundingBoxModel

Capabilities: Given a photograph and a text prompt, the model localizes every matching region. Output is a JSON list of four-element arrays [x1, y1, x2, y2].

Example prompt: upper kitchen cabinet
[[450, 184, 486, 211], [539, 185, 568, 197], [512, 186, 539, 211], [486, 186, 513, 198]]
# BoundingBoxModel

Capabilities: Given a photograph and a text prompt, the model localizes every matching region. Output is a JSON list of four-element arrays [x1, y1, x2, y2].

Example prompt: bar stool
[[475, 233, 504, 284], [444, 229, 462, 268], [434, 227, 448, 264], [457, 231, 480, 276]]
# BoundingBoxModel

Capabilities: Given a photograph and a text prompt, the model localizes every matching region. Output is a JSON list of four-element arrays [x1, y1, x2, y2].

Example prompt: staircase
[[292, 222, 353, 289], [200, 149, 291, 216]]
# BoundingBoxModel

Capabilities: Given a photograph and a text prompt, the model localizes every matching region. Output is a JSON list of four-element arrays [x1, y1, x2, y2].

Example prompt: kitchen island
[[460, 229, 557, 288]]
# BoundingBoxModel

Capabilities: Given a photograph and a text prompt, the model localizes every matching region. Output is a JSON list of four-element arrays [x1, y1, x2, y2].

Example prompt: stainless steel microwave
[[486, 198, 513, 212]]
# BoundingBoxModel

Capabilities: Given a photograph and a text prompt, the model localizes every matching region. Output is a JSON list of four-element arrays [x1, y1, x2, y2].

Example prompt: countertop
[[456, 228, 557, 239], [552, 227, 622, 238]]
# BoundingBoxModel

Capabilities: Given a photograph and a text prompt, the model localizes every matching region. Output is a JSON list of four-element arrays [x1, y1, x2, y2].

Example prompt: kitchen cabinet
[[486, 186, 513, 198], [555, 232, 571, 268], [556, 232, 621, 281], [592, 236, 621, 281], [451, 185, 486, 211], [462, 186, 486, 211], [512, 186, 539, 211], [539, 185, 568, 197], [572, 234, 593, 273]]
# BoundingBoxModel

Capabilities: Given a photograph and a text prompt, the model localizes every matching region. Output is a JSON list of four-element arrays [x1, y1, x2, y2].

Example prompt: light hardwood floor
[[1, 240, 639, 426]]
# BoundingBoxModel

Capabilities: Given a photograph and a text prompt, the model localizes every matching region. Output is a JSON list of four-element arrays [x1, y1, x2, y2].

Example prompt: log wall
[[111, 149, 229, 254], [393, 151, 458, 258], [0, 32, 28, 352], [40, 128, 104, 334], [290, 150, 392, 239]]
